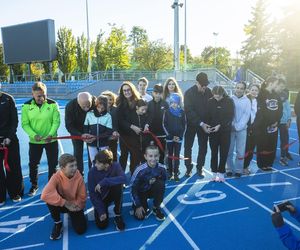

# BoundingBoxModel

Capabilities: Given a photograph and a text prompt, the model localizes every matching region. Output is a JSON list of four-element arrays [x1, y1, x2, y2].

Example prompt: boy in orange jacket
[[41, 153, 87, 240]]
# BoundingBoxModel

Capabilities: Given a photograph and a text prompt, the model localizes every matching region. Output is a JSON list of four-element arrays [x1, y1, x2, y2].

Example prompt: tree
[[42, 61, 59, 78], [102, 27, 130, 70], [179, 45, 193, 69], [201, 46, 231, 75], [56, 27, 77, 81], [94, 30, 105, 71], [240, 0, 275, 78], [76, 33, 95, 73], [30, 63, 44, 80], [0, 44, 9, 79], [133, 40, 173, 71], [276, 0, 300, 87], [129, 26, 148, 49]]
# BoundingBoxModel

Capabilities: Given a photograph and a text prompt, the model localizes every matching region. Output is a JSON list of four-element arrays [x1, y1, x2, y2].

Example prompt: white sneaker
[[210, 172, 218, 182], [0, 201, 5, 207], [217, 173, 225, 182]]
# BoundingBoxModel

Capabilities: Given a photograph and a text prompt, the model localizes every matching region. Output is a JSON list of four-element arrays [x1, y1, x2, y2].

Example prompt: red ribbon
[[0, 146, 10, 172], [238, 139, 299, 160]]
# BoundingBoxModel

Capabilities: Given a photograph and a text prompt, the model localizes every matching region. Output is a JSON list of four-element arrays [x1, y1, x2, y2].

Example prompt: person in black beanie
[[184, 72, 212, 178]]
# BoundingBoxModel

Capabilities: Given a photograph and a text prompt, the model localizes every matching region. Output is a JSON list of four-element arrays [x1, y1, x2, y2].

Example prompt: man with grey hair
[[65, 92, 95, 175]]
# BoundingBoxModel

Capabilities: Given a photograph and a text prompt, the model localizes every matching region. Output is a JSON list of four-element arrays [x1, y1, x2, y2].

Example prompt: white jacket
[[232, 95, 251, 131]]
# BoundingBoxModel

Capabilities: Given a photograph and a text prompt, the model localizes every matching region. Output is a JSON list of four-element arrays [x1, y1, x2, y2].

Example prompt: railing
[[245, 69, 264, 85]]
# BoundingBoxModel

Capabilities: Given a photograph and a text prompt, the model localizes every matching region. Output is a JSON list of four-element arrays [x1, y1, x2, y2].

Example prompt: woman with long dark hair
[[116, 81, 141, 173]]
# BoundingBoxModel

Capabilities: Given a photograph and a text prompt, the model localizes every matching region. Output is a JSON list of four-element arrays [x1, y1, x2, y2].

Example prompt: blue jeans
[[226, 129, 247, 174]]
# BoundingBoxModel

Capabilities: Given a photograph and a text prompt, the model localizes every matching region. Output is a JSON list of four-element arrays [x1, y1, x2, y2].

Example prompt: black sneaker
[[261, 166, 273, 171], [197, 169, 205, 178], [153, 207, 165, 221], [185, 165, 193, 177], [279, 158, 288, 166], [174, 174, 180, 182], [28, 186, 38, 196], [12, 195, 22, 202], [234, 173, 242, 178], [226, 172, 233, 177], [286, 154, 293, 161], [50, 222, 63, 240], [114, 215, 125, 231]]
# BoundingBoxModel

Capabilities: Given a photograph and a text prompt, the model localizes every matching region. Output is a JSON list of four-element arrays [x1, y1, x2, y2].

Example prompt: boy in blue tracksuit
[[130, 144, 167, 221], [163, 93, 186, 181], [272, 201, 300, 250], [88, 149, 126, 231]]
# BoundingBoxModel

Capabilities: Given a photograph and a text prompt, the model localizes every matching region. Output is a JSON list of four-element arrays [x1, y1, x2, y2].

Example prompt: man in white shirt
[[226, 82, 251, 177]]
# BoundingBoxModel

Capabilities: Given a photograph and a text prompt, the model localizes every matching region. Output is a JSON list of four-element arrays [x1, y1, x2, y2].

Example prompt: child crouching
[[41, 154, 87, 240]]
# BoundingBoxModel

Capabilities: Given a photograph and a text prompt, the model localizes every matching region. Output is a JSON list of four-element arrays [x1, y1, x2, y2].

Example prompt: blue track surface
[[0, 99, 300, 250]]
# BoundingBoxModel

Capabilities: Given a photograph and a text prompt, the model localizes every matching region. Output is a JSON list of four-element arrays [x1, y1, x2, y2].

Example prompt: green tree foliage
[[42, 61, 58, 76], [76, 33, 95, 72], [0, 44, 9, 79], [133, 40, 173, 71], [240, 0, 274, 78], [102, 27, 130, 70], [276, 0, 300, 86], [94, 30, 105, 71], [201, 46, 231, 75], [179, 45, 193, 69], [56, 27, 77, 81], [129, 26, 148, 49]]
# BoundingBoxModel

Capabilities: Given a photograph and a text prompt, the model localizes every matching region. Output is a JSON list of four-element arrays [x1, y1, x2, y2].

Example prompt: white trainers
[[0, 201, 5, 207], [217, 173, 225, 182], [210, 173, 218, 182]]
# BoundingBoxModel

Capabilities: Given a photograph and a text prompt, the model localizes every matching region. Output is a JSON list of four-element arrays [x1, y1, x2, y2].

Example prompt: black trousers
[[119, 136, 130, 171], [256, 129, 278, 169], [209, 131, 231, 173], [297, 117, 300, 155], [47, 204, 87, 234], [167, 141, 182, 175], [29, 141, 58, 186], [134, 179, 165, 220], [120, 135, 144, 174], [279, 124, 289, 158], [184, 126, 208, 170], [94, 184, 123, 229], [244, 128, 256, 169], [108, 139, 118, 162], [71, 139, 91, 175], [0, 136, 24, 201]]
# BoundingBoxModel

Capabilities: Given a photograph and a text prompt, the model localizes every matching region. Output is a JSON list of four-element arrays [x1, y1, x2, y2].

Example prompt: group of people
[[0, 73, 299, 241]]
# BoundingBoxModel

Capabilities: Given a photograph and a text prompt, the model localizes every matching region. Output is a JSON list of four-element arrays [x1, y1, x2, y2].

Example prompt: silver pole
[[86, 0, 91, 79], [172, 0, 180, 71], [184, 0, 187, 71]]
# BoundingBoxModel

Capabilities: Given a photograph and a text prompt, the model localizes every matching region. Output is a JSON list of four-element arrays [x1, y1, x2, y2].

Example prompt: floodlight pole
[[172, 0, 183, 72], [86, 0, 91, 80]]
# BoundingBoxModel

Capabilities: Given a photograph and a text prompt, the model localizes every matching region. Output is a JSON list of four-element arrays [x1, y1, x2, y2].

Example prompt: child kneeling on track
[[130, 144, 167, 221], [88, 149, 126, 231], [41, 154, 87, 240]]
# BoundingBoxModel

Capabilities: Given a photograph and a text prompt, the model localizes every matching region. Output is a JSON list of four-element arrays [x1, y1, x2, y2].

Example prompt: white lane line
[[58, 139, 65, 155], [0, 199, 41, 220], [63, 214, 69, 250], [274, 196, 300, 204], [3, 243, 45, 250], [202, 168, 300, 232], [192, 207, 249, 220], [0, 202, 45, 211], [279, 171, 300, 181], [162, 205, 200, 250], [86, 224, 158, 238], [0, 213, 50, 243]]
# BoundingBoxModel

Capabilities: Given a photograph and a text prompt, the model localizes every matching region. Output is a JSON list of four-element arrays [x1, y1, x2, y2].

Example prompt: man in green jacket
[[21, 82, 60, 196]]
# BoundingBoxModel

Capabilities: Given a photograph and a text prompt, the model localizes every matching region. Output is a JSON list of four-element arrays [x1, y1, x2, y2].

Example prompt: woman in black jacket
[[254, 76, 285, 171], [206, 86, 234, 182]]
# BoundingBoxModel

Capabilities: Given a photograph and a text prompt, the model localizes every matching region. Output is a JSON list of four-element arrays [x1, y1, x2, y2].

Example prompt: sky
[[0, 0, 288, 57]]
